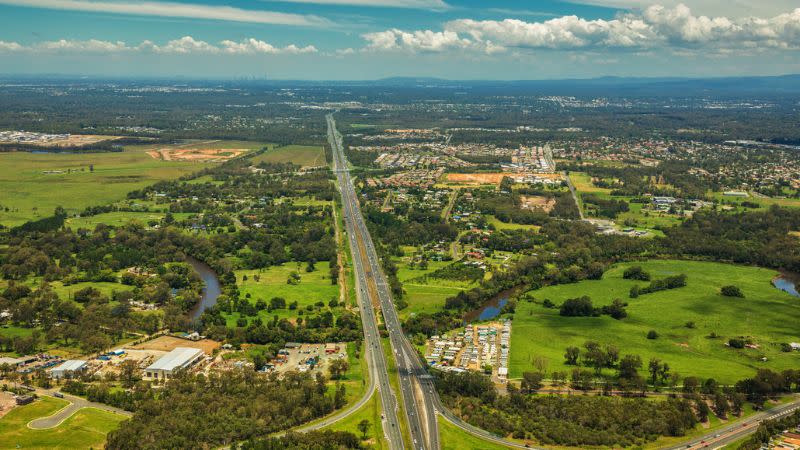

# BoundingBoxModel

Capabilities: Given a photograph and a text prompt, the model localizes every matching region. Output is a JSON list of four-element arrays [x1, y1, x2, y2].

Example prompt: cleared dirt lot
[[0, 391, 15, 419], [520, 195, 556, 212], [132, 336, 220, 354], [445, 173, 510, 185], [446, 172, 564, 185], [147, 147, 248, 162]]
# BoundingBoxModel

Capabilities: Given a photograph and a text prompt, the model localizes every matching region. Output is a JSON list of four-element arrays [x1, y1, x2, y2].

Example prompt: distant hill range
[[3, 74, 800, 96], [368, 75, 800, 96]]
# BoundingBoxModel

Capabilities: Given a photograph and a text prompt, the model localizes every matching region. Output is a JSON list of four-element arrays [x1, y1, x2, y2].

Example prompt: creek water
[[186, 256, 222, 320], [464, 288, 519, 322], [773, 271, 800, 298]]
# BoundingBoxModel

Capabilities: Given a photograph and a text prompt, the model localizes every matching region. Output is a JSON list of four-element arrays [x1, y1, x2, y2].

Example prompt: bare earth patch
[[446, 173, 511, 185], [446, 172, 563, 185], [133, 335, 220, 354], [147, 148, 248, 162], [0, 391, 16, 419], [520, 195, 556, 212]]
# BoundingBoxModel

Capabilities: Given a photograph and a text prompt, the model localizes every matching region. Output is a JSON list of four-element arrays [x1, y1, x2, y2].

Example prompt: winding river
[[186, 256, 222, 320]]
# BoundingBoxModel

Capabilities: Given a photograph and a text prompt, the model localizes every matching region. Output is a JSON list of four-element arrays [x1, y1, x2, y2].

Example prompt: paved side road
[[293, 384, 377, 433], [28, 389, 131, 430]]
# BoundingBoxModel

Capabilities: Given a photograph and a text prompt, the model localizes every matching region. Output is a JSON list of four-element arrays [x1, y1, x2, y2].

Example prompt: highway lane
[[328, 113, 436, 450], [328, 114, 405, 450], [666, 399, 800, 450]]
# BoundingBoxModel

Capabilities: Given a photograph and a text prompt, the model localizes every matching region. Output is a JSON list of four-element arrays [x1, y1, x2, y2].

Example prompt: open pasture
[[510, 259, 800, 383], [0, 147, 209, 227], [251, 145, 326, 168]]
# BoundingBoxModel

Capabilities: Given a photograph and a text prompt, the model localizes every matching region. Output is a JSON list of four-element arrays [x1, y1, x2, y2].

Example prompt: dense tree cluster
[[559, 296, 628, 319], [236, 430, 365, 450], [661, 207, 800, 271], [582, 194, 630, 219], [435, 370, 697, 447], [105, 370, 346, 450], [629, 274, 687, 298]]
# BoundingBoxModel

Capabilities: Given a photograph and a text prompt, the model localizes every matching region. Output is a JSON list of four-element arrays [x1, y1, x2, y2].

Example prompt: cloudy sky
[[0, 0, 798, 79]]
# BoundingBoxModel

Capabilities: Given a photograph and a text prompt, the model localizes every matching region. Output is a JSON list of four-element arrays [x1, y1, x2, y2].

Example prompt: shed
[[0, 356, 24, 367], [51, 360, 87, 378]]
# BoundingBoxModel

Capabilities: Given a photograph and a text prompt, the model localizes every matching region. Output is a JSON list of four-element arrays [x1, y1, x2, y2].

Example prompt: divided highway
[[328, 114, 438, 450], [328, 114, 406, 449]]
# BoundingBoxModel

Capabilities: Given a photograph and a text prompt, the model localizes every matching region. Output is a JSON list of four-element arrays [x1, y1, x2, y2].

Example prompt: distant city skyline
[[0, 0, 798, 79]]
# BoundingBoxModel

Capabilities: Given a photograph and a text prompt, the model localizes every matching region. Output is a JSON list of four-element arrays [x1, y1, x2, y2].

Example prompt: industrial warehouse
[[144, 347, 205, 380]]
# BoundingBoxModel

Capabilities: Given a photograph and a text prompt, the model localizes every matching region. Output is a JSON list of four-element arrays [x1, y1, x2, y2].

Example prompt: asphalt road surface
[[328, 114, 407, 450], [29, 389, 131, 430]]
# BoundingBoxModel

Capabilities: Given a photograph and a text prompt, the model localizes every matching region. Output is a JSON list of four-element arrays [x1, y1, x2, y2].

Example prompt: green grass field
[[394, 259, 473, 320], [0, 397, 125, 449], [438, 416, 511, 450], [710, 191, 800, 209], [0, 325, 36, 339], [325, 394, 385, 449], [223, 262, 340, 325], [0, 147, 208, 227], [64, 211, 192, 229], [510, 259, 800, 383], [251, 145, 326, 167], [339, 341, 368, 405], [486, 215, 541, 231]]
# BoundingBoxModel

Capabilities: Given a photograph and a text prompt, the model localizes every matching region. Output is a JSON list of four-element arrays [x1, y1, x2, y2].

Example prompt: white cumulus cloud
[[0, 41, 23, 51], [362, 29, 471, 52], [362, 4, 800, 54], [0, 36, 320, 55], [219, 38, 318, 54], [156, 36, 219, 54]]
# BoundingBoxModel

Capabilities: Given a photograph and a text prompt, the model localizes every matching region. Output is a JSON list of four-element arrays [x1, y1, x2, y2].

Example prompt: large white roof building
[[145, 347, 204, 379], [51, 360, 87, 378]]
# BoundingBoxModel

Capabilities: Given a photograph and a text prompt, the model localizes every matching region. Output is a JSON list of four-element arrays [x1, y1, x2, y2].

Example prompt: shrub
[[720, 285, 744, 298], [647, 330, 659, 339], [728, 338, 746, 349], [559, 296, 596, 317], [623, 266, 651, 281], [634, 274, 687, 297]]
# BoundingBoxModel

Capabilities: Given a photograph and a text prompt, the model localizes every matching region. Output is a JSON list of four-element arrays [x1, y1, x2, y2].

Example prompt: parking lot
[[268, 343, 347, 376]]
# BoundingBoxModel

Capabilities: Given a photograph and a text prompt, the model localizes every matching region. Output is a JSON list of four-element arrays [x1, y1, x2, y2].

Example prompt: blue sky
[[0, 0, 798, 79]]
